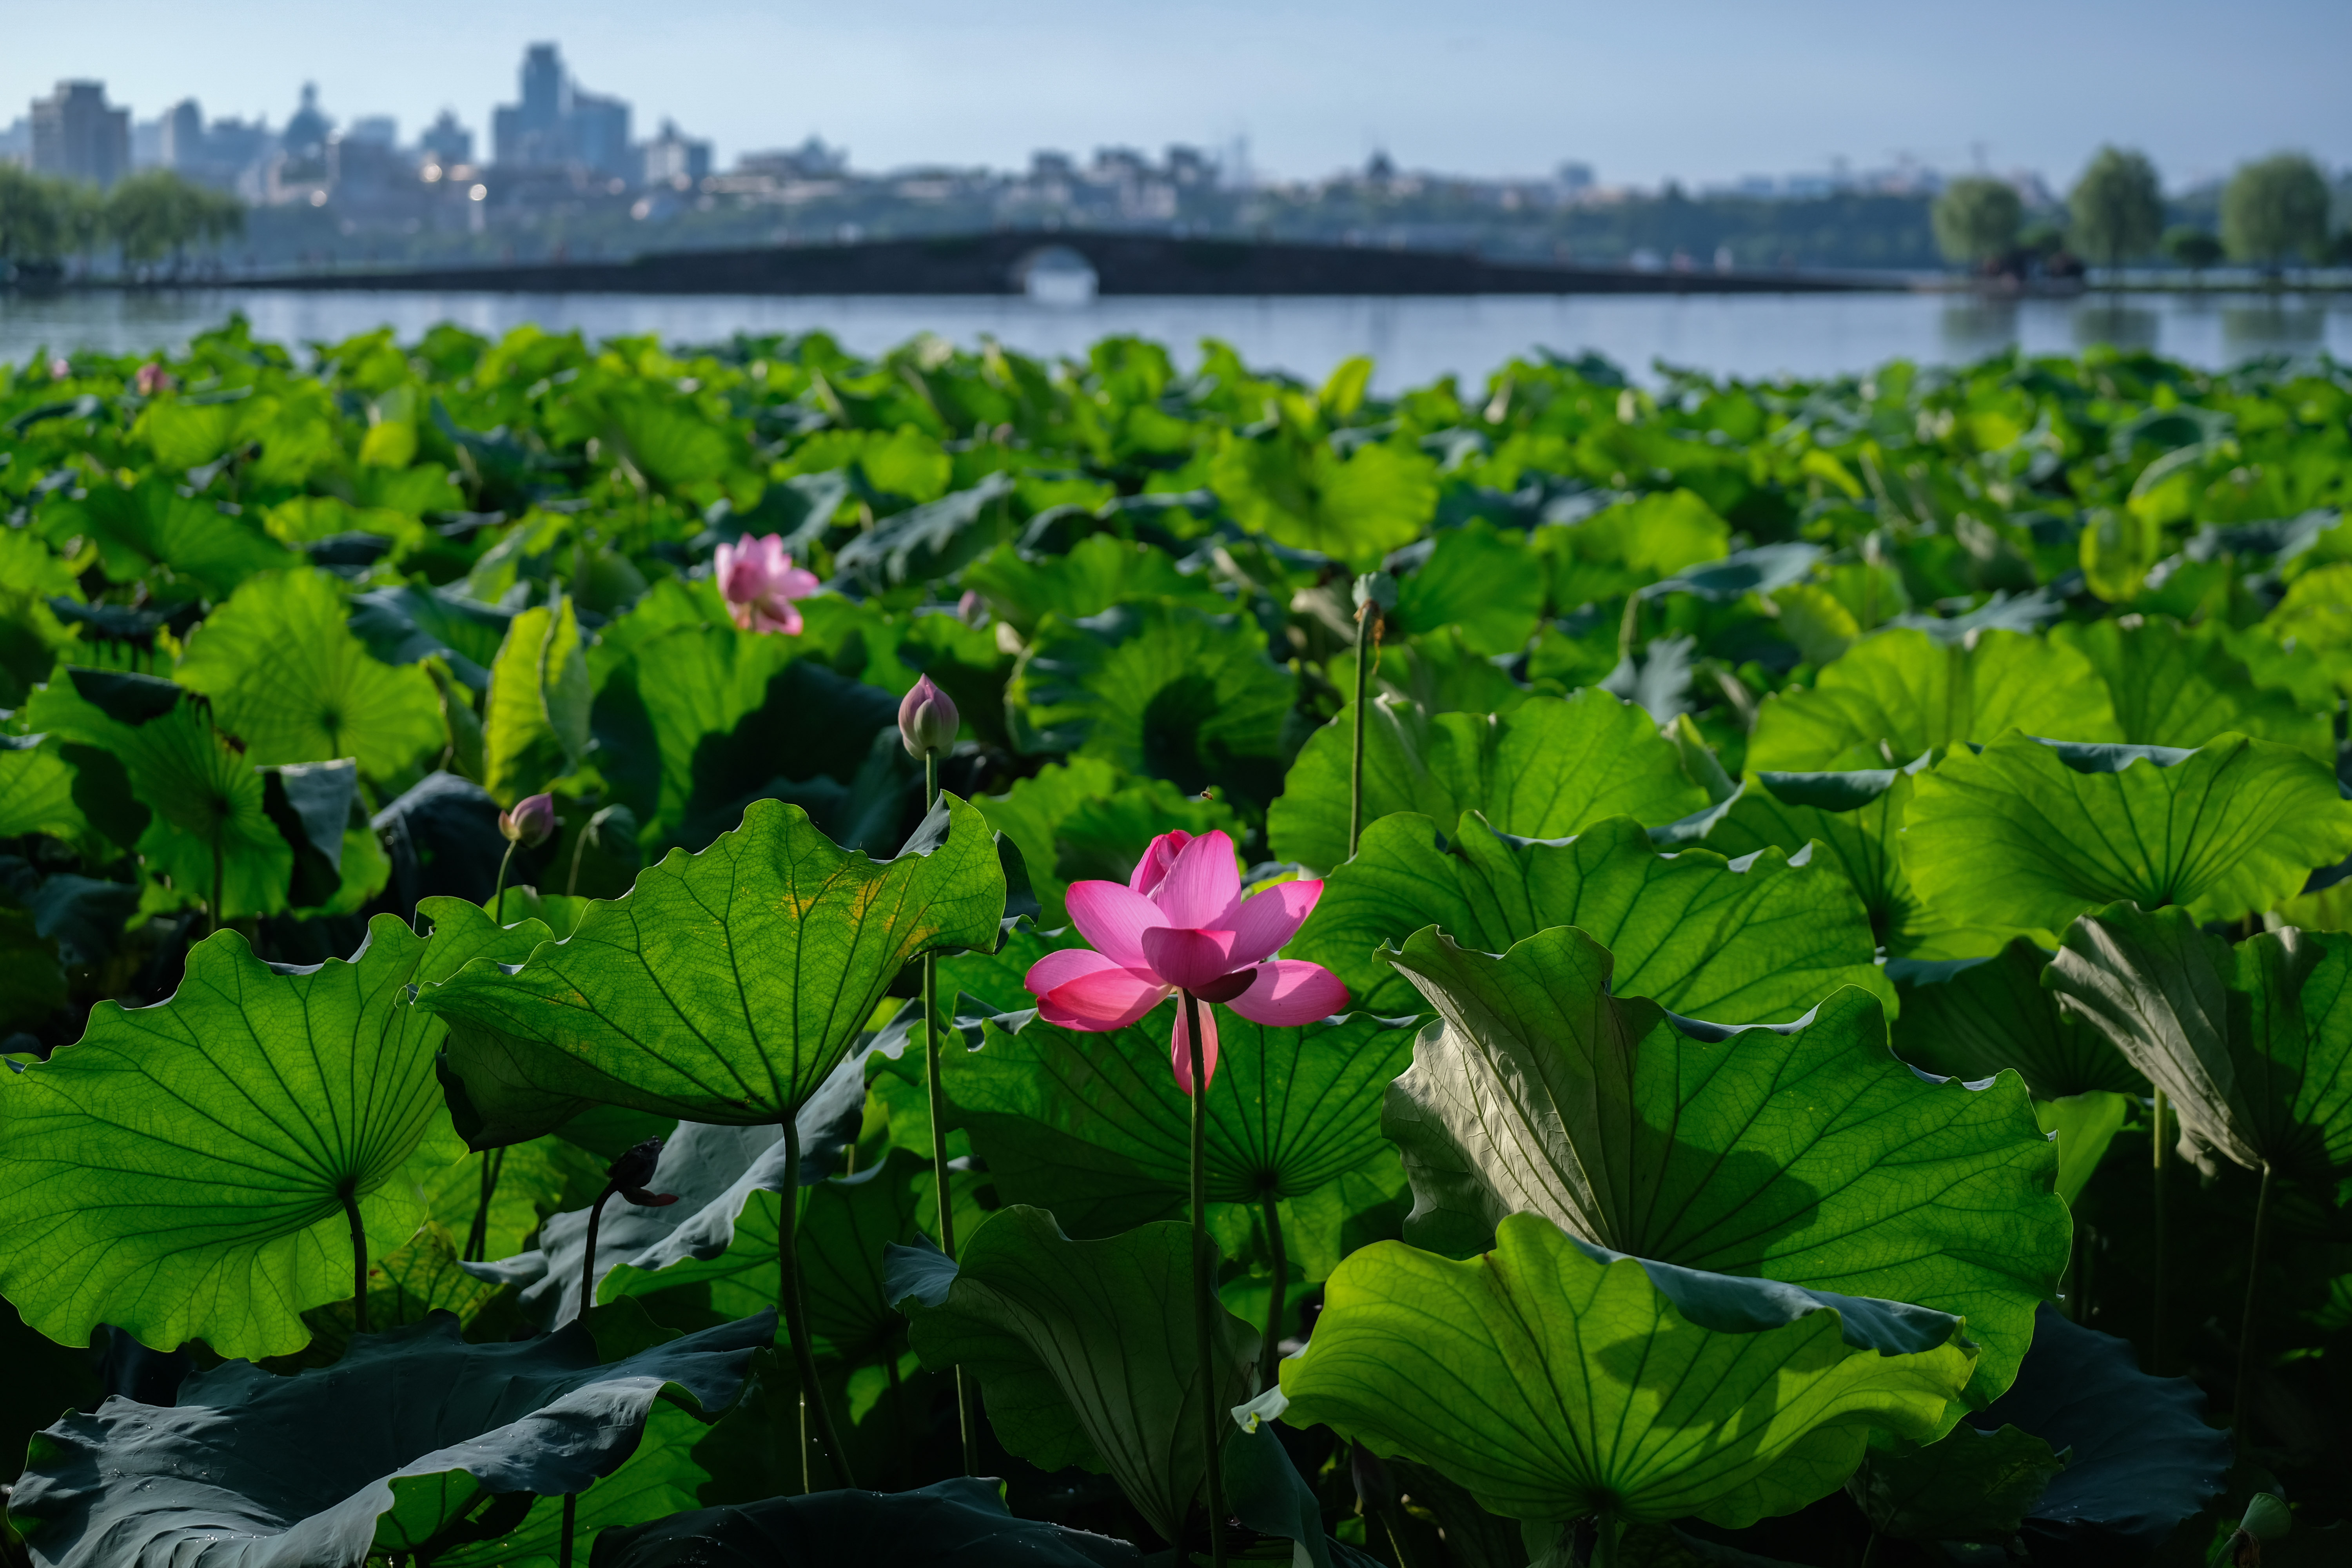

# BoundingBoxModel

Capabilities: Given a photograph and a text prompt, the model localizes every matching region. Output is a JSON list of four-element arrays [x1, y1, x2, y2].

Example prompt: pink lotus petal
[[1222, 879, 1323, 968], [776, 563, 821, 599], [1024, 947, 1126, 995], [1170, 995, 1221, 1096], [1138, 926, 1241, 993], [1225, 960, 1349, 1028], [1130, 830, 1193, 895], [1063, 881, 1168, 969], [1038, 967, 1169, 1032], [1152, 829, 1241, 929]]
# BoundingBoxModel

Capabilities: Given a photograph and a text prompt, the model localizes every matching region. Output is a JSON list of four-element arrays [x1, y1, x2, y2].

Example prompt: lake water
[[4, 287, 2347, 389]]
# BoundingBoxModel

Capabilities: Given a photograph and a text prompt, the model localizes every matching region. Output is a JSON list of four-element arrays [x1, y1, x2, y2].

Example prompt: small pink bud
[[898, 675, 959, 760], [499, 792, 558, 848], [134, 362, 173, 396], [49, 358, 71, 381]]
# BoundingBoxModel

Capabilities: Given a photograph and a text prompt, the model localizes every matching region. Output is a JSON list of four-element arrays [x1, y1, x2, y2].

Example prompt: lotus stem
[[465, 1147, 506, 1264], [1182, 988, 1229, 1568], [578, 1187, 615, 1327], [1592, 1513, 1623, 1568], [921, 751, 980, 1474], [1348, 603, 1375, 861], [210, 831, 225, 940], [1858, 1528, 1880, 1568], [340, 1180, 368, 1336], [489, 839, 517, 922], [778, 1110, 856, 1489], [557, 1493, 576, 1568], [2233, 1159, 2274, 1451], [1258, 1187, 1287, 1395], [2150, 1088, 2168, 1372]]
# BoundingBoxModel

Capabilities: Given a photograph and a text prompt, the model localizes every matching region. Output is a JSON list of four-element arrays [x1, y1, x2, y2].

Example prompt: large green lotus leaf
[[0, 900, 545, 1358], [1210, 430, 1438, 568], [484, 595, 592, 805], [1268, 690, 1709, 875], [422, 795, 1005, 1145], [1846, 1424, 2067, 1544], [924, 1006, 1419, 1278], [589, 1476, 1143, 1568], [40, 476, 296, 598], [1888, 939, 2144, 1099], [25, 669, 292, 920], [975, 754, 1243, 927], [2051, 615, 2333, 765], [1390, 519, 1548, 656], [1267, 1214, 1975, 1528], [887, 1206, 1259, 1547], [1968, 1303, 2231, 1554], [1005, 602, 1297, 806], [1289, 811, 1887, 1020], [1747, 627, 2122, 772], [1381, 925, 2065, 1409], [172, 568, 444, 779], [2045, 904, 2352, 1181], [1702, 765, 2009, 959], [962, 533, 1229, 637], [1904, 732, 2352, 942], [3, 1309, 769, 1568], [0, 735, 84, 840], [592, 584, 912, 854]]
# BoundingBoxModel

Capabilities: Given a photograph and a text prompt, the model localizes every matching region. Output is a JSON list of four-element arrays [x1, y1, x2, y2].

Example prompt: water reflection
[[2071, 301, 2160, 353], [1938, 299, 2020, 359], [2220, 300, 2329, 358]]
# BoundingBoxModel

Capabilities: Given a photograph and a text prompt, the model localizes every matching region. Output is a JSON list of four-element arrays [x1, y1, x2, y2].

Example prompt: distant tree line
[[1933, 148, 2348, 278], [0, 167, 244, 279]]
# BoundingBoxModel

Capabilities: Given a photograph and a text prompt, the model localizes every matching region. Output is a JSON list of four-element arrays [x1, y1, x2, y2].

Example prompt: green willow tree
[[104, 169, 244, 277], [1932, 177, 2024, 270], [2163, 226, 2224, 280], [2221, 154, 2330, 273], [2069, 147, 2163, 278]]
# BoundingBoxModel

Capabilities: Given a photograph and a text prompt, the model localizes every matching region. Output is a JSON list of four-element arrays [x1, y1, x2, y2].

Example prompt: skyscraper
[[29, 81, 129, 186], [491, 43, 632, 177]]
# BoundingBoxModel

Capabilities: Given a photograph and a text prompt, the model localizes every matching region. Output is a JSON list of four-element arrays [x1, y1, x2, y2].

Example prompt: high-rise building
[[491, 43, 632, 178], [418, 110, 474, 169], [30, 81, 130, 186], [640, 119, 711, 187], [160, 99, 204, 168]]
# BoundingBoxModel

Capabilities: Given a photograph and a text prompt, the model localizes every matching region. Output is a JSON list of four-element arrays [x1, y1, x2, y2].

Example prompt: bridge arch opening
[[1013, 244, 1098, 305]]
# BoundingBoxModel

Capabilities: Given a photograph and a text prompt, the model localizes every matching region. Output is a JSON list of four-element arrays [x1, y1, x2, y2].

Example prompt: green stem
[[2234, 1159, 2274, 1450], [341, 1181, 369, 1336], [557, 1492, 576, 1568], [1858, 1528, 1880, 1568], [779, 1111, 856, 1488], [1182, 989, 1228, 1568], [2150, 1088, 2168, 1373], [211, 828, 225, 940], [490, 839, 517, 922], [465, 1147, 506, 1264], [578, 1187, 615, 1326], [1592, 1514, 1622, 1568], [566, 818, 592, 897], [1348, 604, 1375, 861], [921, 750, 979, 1474], [1258, 1187, 1287, 1395]]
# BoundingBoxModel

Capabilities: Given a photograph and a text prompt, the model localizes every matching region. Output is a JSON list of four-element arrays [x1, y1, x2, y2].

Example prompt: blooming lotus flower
[[714, 532, 821, 635], [1024, 829, 1348, 1094]]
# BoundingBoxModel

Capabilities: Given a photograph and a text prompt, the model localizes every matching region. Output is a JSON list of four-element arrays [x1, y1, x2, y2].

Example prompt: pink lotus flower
[[714, 532, 820, 635], [1024, 829, 1348, 1094], [134, 362, 174, 396]]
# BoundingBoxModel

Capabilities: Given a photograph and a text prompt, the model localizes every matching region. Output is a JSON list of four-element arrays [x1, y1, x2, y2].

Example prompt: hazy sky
[[5, 0, 2345, 188]]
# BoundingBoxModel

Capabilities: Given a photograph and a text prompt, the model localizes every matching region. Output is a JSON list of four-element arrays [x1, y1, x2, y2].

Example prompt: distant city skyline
[[2, 0, 2345, 189]]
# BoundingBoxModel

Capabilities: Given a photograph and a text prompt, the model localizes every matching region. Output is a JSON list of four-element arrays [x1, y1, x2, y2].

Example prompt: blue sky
[[6, 0, 2344, 187]]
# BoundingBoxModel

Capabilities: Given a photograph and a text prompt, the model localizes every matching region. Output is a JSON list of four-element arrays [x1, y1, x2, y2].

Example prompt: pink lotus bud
[[898, 675, 959, 760], [499, 792, 558, 847], [134, 362, 173, 396], [48, 358, 70, 381]]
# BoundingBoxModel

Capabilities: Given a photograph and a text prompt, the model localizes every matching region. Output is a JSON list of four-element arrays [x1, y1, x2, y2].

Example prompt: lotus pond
[[0, 319, 2348, 1567]]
